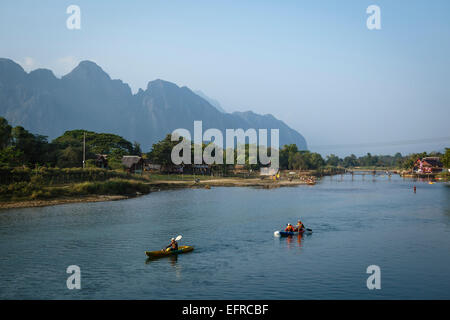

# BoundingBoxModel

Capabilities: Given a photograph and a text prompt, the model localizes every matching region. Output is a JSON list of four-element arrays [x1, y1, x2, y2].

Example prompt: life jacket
[[166, 241, 178, 251], [285, 225, 294, 232]]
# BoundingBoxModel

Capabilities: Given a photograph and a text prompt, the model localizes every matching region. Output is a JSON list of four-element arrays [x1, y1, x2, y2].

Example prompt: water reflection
[[146, 254, 183, 278], [285, 233, 304, 250], [145, 254, 178, 264], [169, 254, 178, 266]]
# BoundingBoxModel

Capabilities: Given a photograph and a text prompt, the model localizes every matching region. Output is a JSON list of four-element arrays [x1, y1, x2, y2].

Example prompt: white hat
[[171, 238, 175, 241]]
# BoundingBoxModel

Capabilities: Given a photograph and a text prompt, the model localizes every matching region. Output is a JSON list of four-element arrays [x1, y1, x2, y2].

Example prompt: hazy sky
[[1, 0, 449, 156]]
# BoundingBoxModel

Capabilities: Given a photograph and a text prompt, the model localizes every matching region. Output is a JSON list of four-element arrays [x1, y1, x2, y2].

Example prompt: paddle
[[161, 235, 182, 251], [299, 223, 312, 232], [298, 223, 312, 233], [300, 223, 312, 233]]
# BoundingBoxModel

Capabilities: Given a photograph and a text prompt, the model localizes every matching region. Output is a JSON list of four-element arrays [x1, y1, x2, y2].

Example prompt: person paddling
[[295, 220, 305, 232], [164, 238, 179, 252], [285, 223, 295, 232]]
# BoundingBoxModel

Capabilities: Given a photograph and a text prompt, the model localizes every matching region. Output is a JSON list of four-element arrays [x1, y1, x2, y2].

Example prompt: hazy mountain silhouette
[[194, 90, 226, 113], [0, 58, 307, 150]]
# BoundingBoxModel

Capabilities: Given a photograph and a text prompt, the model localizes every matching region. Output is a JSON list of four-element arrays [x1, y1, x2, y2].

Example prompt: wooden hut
[[95, 154, 108, 169], [143, 159, 161, 172], [122, 156, 144, 174]]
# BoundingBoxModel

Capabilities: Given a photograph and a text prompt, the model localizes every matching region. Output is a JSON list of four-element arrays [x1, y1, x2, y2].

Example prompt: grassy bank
[[0, 167, 147, 185], [0, 178, 152, 202]]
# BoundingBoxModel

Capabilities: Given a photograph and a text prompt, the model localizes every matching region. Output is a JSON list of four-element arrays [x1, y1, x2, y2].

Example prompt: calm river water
[[0, 174, 449, 299]]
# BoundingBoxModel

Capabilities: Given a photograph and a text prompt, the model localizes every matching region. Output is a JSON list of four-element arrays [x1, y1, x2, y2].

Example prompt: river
[[0, 174, 449, 299]]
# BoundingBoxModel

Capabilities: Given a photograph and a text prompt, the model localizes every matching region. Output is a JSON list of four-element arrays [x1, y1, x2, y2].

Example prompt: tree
[[291, 152, 308, 170], [52, 130, 135, 167], [148, 134, 184, 166], [393, 152, 403, 167], [53, 130, 134, 155], [132, 142, 142, 156], [326, 154, 341, 167], [289, 151, 324, 170], [280, 144, 298, 169], [11, 126, 49, 166], [0, 146, 24, 167], [442, 148, 450, 168], [0, 117, 12, 149], [343, 154, 358, 167], [57, 146, 82, 168], [310, 152, 325, 169], [0, 118, 51, 166]]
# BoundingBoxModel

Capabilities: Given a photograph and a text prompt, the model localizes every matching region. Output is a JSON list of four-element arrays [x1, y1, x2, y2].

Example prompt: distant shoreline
[[2, 170, 448, 210]]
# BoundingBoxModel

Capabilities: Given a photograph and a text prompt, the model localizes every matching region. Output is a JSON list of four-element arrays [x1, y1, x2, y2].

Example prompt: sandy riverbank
[[149, 177, 314, 188], [0, 195, 129, 210]]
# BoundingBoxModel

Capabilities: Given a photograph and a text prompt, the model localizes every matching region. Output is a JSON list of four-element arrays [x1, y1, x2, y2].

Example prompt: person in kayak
[[165, 238, 179, 252], [295, 220, 305, 232], [285, 223, 295, 232]]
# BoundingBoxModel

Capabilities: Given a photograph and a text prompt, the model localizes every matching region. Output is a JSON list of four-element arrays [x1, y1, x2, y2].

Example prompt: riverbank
[[0, 195, 129, 209], [148, 176, 315, 189], [0, 178, 152, 210], [0, 176, 316, 210]]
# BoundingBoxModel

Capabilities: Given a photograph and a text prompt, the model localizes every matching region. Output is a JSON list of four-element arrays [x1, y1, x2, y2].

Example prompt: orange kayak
[[145, 245, 194, 258]]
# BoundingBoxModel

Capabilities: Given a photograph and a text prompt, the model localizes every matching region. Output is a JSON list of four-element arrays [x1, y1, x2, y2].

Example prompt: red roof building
[[414, 157, 443, 173]]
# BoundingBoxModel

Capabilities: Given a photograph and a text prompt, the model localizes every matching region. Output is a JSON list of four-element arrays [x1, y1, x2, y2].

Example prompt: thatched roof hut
[[122, 156, 143, 173]]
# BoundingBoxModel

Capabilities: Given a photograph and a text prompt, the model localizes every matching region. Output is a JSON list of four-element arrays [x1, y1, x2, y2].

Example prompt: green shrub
[[0, 166, 148, 186], [31, 190, 52, 200], [1, 177, 150, 201]]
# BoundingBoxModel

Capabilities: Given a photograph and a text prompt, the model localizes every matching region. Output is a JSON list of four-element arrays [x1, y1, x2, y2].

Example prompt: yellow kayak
[[145, 245, 194, 258]]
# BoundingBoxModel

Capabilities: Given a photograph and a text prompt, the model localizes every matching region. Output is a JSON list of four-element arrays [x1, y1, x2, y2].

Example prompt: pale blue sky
[[1, 0, 449, 156]]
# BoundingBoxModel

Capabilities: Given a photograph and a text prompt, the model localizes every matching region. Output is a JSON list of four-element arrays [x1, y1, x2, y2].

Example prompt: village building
[[122, 156, 144, 174], [160, 164, 184, 174], [95, 154, 108, 169], [143, 159, 161, 172], [414, 157, 443, 174], [192, 164, 211, 175]]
